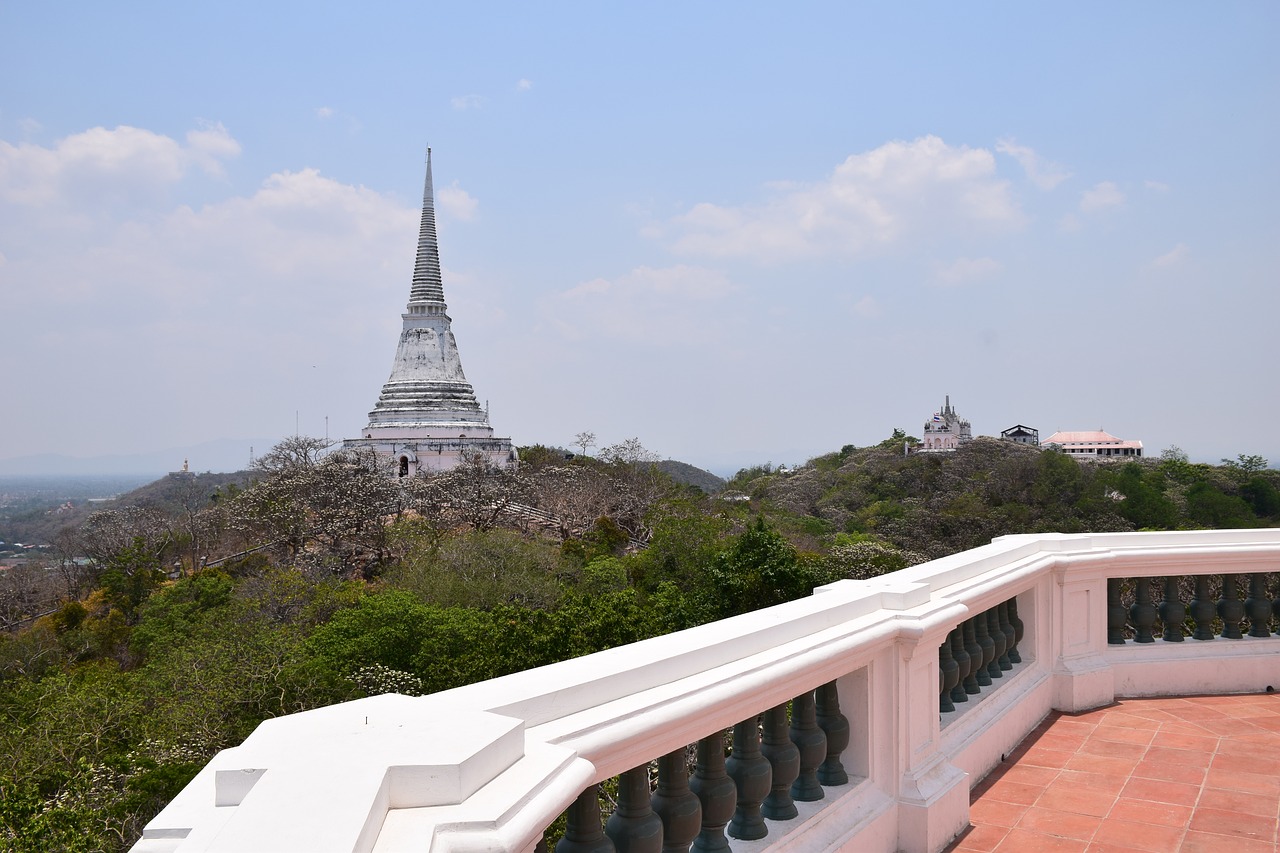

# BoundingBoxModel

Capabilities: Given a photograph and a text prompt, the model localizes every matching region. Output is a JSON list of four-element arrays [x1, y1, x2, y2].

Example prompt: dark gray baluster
[[725, 717, 770, 840], [1107, 578, 1127, 644], [1130, 577, 1157, 643], [1273, 572, 1280, 636], [652, 748, 700, 853], [536, 837, 549, 853], [948, 628, 970, 705], [690, 733, 735, 853], [1219, 574, 1245, 639], [815, 681, 849, 786], [1190, 575, 1216, 640], [1159, 576, 1185, 642], [557, 785, 616, 853], [939, 638, 957, 713], [606, 767, 662, 853], [986, 608, 1008, 675], [789, 691, 825, 801], [761, 703, 798, 820], [962, 619, 985, 692], [972, 616, 995, 685], [1246, 574, 1273, 638], [997, 601, 1016, 668], [1007, 596, 1024, 663]]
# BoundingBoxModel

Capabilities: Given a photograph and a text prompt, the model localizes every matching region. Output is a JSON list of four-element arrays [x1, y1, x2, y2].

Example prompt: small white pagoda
[[343, 150, 516, 477]]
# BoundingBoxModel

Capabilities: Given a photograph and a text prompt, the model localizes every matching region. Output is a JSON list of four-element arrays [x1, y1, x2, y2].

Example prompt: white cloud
[[1151, 243, 1189, 268], [516, 79, 533, 92], [545, 265, 735, 344], [1079, 181, 1125, 213], [315, 106, 335, 119], [0, 123, 240, 207], [995, 138, 1069, 190], [1144, 180, 1170, 192], [437, 182, 479, 221], [17, 117, 42, 135], [661, 136, 1023, 262], [451, 94, 485, 111], [185, 121, 241, 177], [936, 256, 1002, 286], [0, 125, 421, 458], [850, 295, 880, 318]]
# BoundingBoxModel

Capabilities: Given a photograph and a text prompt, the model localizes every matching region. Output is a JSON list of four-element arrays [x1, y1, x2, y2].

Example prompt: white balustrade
[[132, 529, 1280, 853]]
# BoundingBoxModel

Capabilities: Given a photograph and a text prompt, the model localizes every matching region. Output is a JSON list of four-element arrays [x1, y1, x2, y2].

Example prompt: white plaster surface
[[134, 529, 1280, 853]]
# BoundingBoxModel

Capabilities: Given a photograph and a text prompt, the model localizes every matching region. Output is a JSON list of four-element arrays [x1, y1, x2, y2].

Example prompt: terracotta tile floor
[[945, 694, 1280, 852]]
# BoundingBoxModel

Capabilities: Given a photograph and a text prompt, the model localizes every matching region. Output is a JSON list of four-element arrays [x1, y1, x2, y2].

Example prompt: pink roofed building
[[1041, 429, 1143, 459]]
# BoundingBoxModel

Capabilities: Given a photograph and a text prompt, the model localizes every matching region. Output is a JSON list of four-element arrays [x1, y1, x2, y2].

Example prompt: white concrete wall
[[133, 529, 1280, 853]]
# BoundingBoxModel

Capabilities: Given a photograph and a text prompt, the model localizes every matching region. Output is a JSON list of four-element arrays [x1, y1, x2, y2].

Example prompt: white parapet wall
[[133, 529, 1280, 853]]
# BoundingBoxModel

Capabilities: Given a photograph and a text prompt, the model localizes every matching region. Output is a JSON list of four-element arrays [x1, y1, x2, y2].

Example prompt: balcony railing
[[132, 529, 1280, 853]]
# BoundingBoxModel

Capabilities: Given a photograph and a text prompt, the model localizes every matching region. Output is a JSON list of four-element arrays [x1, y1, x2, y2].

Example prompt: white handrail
[[133, 529, 1280, 853]]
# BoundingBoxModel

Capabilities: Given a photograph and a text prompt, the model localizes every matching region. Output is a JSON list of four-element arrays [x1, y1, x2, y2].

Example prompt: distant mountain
[[656, 459, 727, 494], [0, 438, 276, 477]]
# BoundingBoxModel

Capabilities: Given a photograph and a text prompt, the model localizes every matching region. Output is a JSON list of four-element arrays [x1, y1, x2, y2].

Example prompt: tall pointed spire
[[343, 149, 516, 475], [409, 148, 445, 306]]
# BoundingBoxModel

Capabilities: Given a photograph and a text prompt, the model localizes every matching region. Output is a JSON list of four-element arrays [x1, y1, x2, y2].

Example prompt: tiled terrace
[[946, 693, 1280, 853]]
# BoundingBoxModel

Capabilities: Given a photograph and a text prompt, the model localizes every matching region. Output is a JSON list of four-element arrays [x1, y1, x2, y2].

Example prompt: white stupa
[[343, 149, 516, 476]]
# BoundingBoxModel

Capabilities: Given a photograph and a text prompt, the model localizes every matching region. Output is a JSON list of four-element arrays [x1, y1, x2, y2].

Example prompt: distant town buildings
[[917, 396, 972, 453], [343, 150, 516, 476], [1040, 430, 1143, 459]]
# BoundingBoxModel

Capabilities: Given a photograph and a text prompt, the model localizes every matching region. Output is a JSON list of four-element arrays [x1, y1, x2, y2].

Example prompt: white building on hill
[[343, 150, 516, 476], [918, 396, 972, 452], [1041, 430, 1143, 459]]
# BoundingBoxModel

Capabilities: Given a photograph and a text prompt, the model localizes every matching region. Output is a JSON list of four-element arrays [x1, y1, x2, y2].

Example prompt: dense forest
[[1, 434, 1277, 851]]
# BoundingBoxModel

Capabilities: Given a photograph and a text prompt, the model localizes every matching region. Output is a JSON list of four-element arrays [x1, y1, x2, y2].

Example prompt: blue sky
[[2, 2, 1277, 474]]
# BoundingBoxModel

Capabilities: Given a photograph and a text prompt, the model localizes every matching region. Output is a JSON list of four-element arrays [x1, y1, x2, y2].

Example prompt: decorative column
[[961, 620, 984, 694], [1007, 596, 1024, 663], [1106, 578, 1127, 644], [605, 767, 662, 853], [1245, 574, 1273, 638], [1190, 575, 1216, 640], [996, 601, 1016, 669], [948, 629, 971, 705], [690, 733, 734, 853], [815, 681, 850, 786], [557, 785, 616, 853], [1159, 576, 1185, 642], [1219, 574, 1245, 639], [760, 703, 799, 820], [789, 691, 826, 800], [1130, 577, 1157, 643], [972, 615, 995, 684], [938, 638, 958, 713], [985, 608, 1009, 675], [725, 717, 770, 840], [651, 748, 700, 853]]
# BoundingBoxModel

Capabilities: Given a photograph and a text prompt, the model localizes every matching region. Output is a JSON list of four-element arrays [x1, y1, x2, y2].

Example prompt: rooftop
[[948, 693, 1280, 852]]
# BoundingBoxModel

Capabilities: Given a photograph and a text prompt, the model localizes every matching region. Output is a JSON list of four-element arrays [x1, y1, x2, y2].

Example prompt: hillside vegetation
[[0, 434, 1275, 851]]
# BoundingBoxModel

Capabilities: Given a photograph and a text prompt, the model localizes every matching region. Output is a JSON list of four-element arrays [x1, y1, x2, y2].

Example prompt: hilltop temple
[[918, 395, 972, 452], [343, 150, 516, 476]]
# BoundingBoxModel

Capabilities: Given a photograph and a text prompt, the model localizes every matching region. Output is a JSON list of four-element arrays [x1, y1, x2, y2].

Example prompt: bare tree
[[405, 450, 533, 533], [573, 431, 596, 457], [251, 435, 332, 475], [81, 506, 173, 573]]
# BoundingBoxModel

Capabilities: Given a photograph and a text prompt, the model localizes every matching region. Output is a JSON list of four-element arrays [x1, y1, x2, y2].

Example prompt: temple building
[[1041, 430, 1143, 459], [343, 150, 516, 476], [918, 395, 972, 452], [1000, 424, 1040, 446]]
